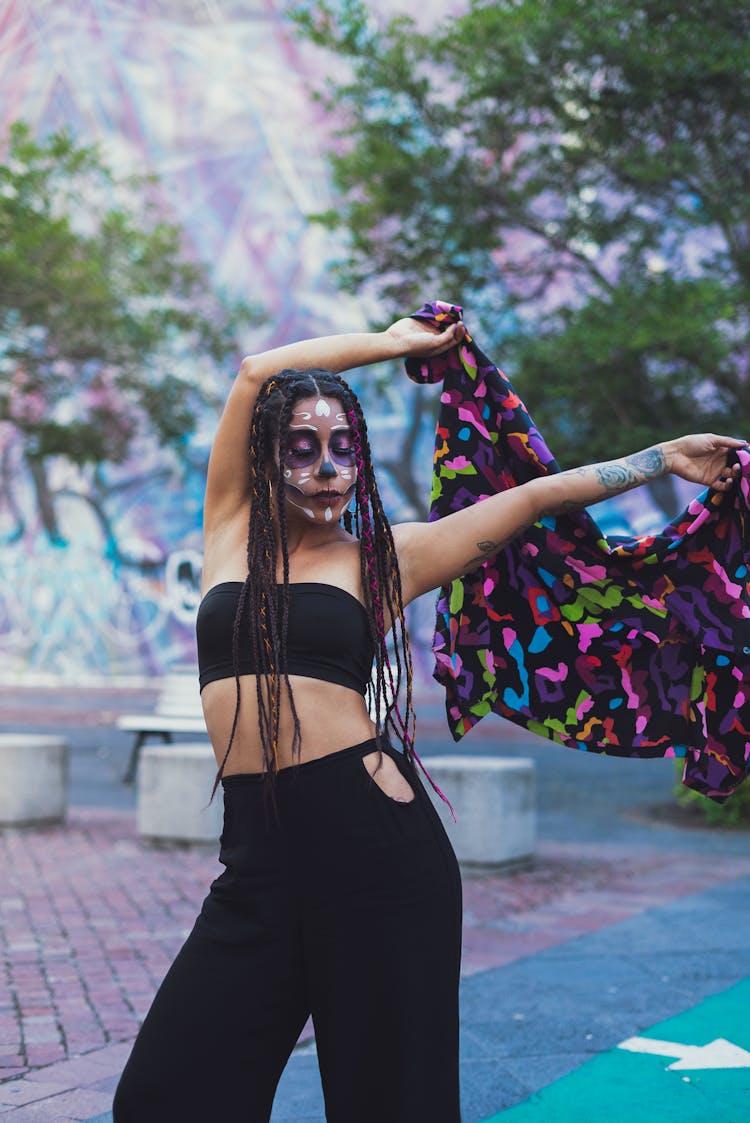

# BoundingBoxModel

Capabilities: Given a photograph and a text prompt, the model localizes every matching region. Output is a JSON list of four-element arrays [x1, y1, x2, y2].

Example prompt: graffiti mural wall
[[0, 0, 458, 682], [0, 0, 677, 684]]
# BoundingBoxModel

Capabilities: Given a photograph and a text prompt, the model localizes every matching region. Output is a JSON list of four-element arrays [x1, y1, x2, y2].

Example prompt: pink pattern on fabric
[[406, 301, 750, 803]]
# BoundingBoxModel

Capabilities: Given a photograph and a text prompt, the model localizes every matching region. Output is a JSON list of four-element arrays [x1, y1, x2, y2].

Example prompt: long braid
[[207, 372, 321, 806], [207, 378, 279, 804], [330, 377, 416, 763], [333, 376, 453, 815], [252, 403, 279, 764], [348, 406, 388, 740], [275, 396, 303, 764], [349, 402, 410, 746]]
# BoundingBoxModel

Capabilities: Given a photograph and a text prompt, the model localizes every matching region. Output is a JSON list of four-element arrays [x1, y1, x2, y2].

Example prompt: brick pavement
[[0, 683, 748, 1118], [1, 807, 749, 1119]]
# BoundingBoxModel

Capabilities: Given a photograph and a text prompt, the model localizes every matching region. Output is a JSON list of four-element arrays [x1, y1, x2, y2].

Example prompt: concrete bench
[[118, 672, 207, 783], [418, 755, 536, 870], [137, 742, 222, 845], [0, 734, 69, 826]]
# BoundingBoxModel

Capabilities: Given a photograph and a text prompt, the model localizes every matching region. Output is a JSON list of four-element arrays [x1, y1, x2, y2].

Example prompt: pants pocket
[[360, 749, 418, 807]]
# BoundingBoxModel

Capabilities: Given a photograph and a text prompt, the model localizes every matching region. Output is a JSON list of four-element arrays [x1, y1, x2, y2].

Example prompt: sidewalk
[[1, 686, 749, 1120]]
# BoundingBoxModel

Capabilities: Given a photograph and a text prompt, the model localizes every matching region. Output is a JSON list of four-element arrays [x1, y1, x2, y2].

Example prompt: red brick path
[[2, 807, 749, 1094]]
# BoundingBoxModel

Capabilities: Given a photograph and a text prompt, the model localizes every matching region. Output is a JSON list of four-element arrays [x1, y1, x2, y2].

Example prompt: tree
[[293, 0, 749, 480], [0, 122, 253, 542]]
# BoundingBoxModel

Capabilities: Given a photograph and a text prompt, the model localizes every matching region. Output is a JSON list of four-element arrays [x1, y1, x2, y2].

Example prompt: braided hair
[[208, 368, 417, 813]]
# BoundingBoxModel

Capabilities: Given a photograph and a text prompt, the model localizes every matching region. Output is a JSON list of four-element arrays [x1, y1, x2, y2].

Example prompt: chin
[[288, 504, 344, 526]]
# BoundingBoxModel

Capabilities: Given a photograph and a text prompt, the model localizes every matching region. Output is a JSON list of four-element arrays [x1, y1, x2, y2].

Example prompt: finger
[[715, 465, 740, 488], [428, 322, 465, 353], [715, 435, 749, 448], [407, 318, 445, 338]]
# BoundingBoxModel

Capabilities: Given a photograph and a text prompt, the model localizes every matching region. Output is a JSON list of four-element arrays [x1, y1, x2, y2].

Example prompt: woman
[[113, 313, 743, 1123]]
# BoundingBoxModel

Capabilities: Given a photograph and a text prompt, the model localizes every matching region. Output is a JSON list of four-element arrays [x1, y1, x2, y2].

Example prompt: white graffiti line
[[617, 1035, 750, 1070]]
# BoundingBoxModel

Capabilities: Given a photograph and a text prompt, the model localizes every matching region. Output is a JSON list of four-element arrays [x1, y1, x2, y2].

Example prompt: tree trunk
[[380, 386, 431, 521], [27, 457, 64, 544]]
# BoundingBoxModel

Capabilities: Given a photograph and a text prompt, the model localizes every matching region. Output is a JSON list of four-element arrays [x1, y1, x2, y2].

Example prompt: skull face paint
[[281, 396, 357, 523]]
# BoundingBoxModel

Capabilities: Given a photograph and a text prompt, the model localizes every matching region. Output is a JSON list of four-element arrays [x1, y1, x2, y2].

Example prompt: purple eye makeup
[[330, 440, 356, 466], [283, 432, 356, 469], [284, 437, 318, 468]]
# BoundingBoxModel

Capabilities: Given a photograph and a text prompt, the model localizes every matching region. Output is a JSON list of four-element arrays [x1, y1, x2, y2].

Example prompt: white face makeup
[[281, 396, 357, 524]]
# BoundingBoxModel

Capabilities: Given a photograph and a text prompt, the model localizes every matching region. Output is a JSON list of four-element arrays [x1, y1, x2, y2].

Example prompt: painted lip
[[312, 490, 342, 500]]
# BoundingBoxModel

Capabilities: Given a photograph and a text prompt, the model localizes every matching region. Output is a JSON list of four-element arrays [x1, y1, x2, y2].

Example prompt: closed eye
[[331, 445, 356, 463], [285, 432, 318, 459]]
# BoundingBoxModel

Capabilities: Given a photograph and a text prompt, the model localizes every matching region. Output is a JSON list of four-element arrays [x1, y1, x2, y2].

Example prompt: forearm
[[397, 448, 657, 595], [530, 444, 670, 519], [244, 330, 400, 381]]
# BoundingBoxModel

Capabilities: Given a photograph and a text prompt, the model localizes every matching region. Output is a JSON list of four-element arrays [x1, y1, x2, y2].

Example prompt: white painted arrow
[[618, 1035, 750, 1070]]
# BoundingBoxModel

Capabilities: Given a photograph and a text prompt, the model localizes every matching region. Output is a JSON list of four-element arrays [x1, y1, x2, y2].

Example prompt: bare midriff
[[201, 674, 377, 775]]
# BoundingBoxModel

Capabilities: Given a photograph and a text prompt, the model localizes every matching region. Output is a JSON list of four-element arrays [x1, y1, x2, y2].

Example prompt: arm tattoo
[[459, 446, 666, 572], [463, 529, 525, 570], [594, 447, 666, 493], [628, 447, 666, 476], [542, 446, 667, 516]]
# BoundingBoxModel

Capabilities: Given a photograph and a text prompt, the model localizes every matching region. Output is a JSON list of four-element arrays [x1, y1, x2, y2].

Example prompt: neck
[[274, 517, 348, 560]]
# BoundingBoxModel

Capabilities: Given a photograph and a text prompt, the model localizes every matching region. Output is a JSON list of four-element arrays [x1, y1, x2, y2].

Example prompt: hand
[[385, 316, 465, 358], [664, 434, 747, 490]]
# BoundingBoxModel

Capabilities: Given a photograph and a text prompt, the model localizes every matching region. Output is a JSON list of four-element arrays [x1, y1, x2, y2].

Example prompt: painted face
[[281, 395, 358, 523]]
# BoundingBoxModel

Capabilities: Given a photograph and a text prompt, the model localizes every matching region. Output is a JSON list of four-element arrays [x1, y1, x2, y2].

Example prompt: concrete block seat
[[418, 755, 536, 870], [136, 745, 536, 858], [137, 742, 222, 845], [0, 734, 69, 826], [118, 671, 207, 783]]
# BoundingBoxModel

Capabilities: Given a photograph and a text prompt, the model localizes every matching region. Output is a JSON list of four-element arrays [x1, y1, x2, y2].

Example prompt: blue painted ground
[[488, 977, 750, 1122], [263, 874, 750, 1122]]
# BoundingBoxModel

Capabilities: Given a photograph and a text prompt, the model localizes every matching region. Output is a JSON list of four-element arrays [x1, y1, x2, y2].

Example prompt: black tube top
[[196, 581, 375, 694]]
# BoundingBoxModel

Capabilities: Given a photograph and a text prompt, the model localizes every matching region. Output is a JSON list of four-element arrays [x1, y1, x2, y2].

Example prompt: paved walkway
[[1, 685, 749, 1120], [1, 809, 748, 1120]]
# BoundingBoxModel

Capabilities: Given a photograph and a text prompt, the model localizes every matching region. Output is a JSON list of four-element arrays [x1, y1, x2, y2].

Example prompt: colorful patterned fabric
[[405, 301, 750, 802]]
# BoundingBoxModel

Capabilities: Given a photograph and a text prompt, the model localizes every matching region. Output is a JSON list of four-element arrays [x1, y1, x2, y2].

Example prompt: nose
[[317, 456, 338, 480]]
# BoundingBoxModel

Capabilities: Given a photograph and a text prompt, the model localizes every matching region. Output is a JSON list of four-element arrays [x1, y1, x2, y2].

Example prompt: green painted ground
[[484, 977, 750, 1122]]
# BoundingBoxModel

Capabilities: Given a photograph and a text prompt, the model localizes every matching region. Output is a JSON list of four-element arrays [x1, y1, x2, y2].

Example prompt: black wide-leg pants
[[113, 738, 463, 1122]]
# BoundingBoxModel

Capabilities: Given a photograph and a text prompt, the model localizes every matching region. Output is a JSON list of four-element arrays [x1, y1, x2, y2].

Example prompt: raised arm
[[394, 435, 746, 604], [203, 319, 464, 539]]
